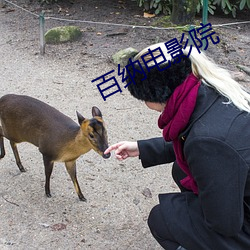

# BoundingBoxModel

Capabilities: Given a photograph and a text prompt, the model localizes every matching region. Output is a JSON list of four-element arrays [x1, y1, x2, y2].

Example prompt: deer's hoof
[[79, 196, 87, 202]]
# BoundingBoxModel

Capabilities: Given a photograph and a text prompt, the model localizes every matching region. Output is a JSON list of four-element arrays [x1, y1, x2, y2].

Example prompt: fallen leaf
[[51, 223, 67, 231], [143, 12, 155, 18]]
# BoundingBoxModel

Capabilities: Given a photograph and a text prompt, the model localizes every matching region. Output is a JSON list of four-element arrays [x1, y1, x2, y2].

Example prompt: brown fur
[[0, 94, 110, 201]]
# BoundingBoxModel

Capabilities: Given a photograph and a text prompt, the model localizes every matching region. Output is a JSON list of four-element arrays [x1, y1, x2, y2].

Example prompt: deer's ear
[[76, 111, 85, 125], [92, 106, 102, 118]]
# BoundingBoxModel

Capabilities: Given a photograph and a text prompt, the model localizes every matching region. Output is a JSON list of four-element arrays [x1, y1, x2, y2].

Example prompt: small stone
[[0, 0, 6, 8], [236, 65, 250, 76], [133, 198, 140, 205], [39, 223, 50, 228], [142, 187, 152, 198], [112, 47, 138, 67], [232, 71, 247, 82]]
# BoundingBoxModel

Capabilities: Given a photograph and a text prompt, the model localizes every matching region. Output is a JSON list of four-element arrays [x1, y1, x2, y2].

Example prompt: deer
[[0, 94, 110, 202]]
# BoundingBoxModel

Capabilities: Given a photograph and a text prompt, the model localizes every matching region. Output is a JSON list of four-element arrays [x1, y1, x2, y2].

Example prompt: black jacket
[[138, 84, 250, 249]]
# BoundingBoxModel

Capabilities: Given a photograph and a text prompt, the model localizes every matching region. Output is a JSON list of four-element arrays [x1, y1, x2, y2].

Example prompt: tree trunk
[[171, 0, 198, 25]]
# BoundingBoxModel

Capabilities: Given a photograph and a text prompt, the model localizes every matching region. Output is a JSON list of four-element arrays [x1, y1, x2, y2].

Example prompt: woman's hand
[[104, 141, 139, 160]]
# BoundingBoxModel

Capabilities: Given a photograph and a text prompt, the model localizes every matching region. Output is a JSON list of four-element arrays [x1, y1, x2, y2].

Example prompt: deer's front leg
[[43, 155, 54, 198], [65, 160, 86, 202]]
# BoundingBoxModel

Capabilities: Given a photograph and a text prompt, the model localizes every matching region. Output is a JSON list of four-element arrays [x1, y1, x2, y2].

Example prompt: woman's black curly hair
[[126, 56, 192, 103]]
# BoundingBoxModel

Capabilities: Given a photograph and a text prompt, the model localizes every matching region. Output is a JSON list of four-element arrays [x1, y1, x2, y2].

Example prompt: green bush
[[135, 0, 172, 15], [135, 0, 250, 18], [38, 0, 58, 4], [212, 0, 250, 17]]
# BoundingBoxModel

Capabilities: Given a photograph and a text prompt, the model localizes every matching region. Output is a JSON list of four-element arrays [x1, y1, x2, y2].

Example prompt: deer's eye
[[89, 133, 94, 139]]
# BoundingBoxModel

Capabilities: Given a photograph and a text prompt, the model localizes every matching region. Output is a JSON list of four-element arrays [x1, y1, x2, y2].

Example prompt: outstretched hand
[[104, 141, 139, 160]]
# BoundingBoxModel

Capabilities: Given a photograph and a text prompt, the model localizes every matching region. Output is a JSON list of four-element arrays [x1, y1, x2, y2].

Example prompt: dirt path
[[0, 3, 174, 250], [0, 1, 249, 249]]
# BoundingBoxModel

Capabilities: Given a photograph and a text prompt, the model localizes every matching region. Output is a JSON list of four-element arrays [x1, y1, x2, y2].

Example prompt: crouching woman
[[105, 44, 250, 250]]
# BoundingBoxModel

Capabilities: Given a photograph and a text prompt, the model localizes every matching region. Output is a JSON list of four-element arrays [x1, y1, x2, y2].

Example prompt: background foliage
[[135, 0, 250, 17], [135, 0, 172, 15], [38, 0, 250, 18], [38, 0, 57, 4]]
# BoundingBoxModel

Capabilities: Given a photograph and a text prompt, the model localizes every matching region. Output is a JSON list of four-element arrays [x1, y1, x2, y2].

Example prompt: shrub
[[135, 0, 250, 18], [135, 0, 172, 15], [38, 0, 58, 4]]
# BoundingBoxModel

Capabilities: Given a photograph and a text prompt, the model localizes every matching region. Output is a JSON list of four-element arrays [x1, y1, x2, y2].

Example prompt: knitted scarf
[[158, 73, 201, 194]]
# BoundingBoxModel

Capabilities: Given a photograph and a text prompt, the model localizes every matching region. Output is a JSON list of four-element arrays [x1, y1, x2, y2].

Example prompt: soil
[[0, 0, 249, 249]]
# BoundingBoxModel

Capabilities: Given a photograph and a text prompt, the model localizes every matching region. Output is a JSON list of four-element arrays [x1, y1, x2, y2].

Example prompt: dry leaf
[[143, 12, 155, 18], [51, 223, 67, 231]]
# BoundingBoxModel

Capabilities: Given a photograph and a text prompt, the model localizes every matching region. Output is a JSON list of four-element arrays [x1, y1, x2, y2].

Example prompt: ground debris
[[237, 65, 250, 76], [51, 223, 67, 231], [142, 188, 152, 198]]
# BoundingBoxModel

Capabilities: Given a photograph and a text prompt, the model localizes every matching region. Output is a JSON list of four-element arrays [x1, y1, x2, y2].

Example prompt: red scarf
[[158, 73, 200, 194]]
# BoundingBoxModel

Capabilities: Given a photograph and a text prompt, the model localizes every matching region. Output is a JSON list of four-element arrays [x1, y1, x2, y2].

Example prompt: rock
[[231, 71, 247, 82], [133, 197, 140, 205], [236, 65, 250, 76], [112, 47, 138, 68], [0, 0, 5, 8], [45, 26, 82, 44], [142, 187, 152, 198]]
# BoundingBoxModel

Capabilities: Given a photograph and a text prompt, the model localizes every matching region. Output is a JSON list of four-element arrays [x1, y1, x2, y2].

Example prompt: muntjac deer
[[0, 94, 110, 201]]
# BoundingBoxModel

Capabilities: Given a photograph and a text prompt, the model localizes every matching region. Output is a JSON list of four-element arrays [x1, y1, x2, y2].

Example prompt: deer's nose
[[103, 152, 111, 159]]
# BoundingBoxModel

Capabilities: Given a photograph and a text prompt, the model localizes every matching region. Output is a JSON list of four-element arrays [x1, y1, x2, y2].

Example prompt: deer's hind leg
[[65, 160, 86, 202], [0, 126, 5, 159], [10, 141, 26, 172]]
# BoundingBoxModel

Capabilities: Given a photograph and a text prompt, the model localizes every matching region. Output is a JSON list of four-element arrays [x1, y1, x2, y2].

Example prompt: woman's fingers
[[104, 142, 126, 154], [104, 141, 138, 160]]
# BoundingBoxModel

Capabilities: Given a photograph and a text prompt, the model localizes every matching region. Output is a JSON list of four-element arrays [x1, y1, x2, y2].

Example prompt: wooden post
[[201, 0, 208, 50], [188, 25, 195, 47], [202, 0, 208, 25], [39, 11, 45, 55]]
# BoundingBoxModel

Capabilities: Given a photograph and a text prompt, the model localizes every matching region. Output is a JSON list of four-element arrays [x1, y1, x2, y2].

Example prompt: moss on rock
[[45, 26, 82, 44], [112, 48, 138, 68]]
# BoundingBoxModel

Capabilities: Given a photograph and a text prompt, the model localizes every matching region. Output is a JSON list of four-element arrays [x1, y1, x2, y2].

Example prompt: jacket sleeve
[[137, 137, 176, 168], [185, 136, 249, 237]]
